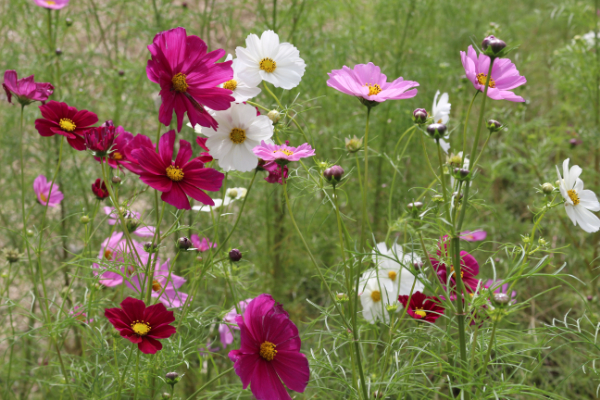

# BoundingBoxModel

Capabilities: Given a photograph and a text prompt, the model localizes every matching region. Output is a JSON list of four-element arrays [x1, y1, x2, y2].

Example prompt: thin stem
[[360, 107, 371, 249], [185, 367, 234, 400], [450, 236, 470, 400], [461, 92, 479, 162], [272, 0, 277, 31], [468, 58, 495, 173], [262, 82, 311, 145], [420, 134, 441, 184], [479, 318, 499, 375], [387, 126, 416, 231], [436, 139, 452, 226]]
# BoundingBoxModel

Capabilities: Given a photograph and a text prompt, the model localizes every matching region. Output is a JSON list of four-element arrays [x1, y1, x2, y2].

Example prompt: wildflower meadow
[[2, 0, 600, 399]]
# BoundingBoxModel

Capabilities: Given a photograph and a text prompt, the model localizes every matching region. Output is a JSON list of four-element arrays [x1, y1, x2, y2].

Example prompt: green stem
[[461, 92, 479, 162], [134, 348, 141, 400], [436, 140, 452, 226], [360, 107, 371, 249], [420, 134, 441, 184], [185, 367, 234, 400], [262, 82, 312, 145], [468, 59, 495, 173], [450, 236, 470, 400], [386, 126, 416, 234], [479, 318, 499, 375]]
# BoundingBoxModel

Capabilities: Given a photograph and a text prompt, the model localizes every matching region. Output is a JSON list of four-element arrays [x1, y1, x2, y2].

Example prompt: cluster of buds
[[426, 123, 447, 140], [85, 120, 116, 157], [481, 35, 508, 59], [323, 165, 344, 186], [3, 248, 22, 264]]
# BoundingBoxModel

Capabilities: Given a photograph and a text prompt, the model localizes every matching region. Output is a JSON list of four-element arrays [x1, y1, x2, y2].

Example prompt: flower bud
[[345, 136, 363, 153], [323, 165, 344, 185], [4, 249, 21, 264], [541, 183, 554, 194], [55, 48, 62, 56], [493, 292, 510, 305], [177, 237, 192, 250], [227, 188, 238, 199], [426, 123, 447, 140], [65, 18, 73, 27], [453, 168, 470, 181], [486, 119, 503, 133], [181, 2, 188, 8], [482, 35, 507, 57], [92, 179, 110, 200], [126, 218, 140, 232], [26, 229, 34, 237], [112, 176, 122, 184], [336, 293, 349, 302], [413, 261, 424, 271], [144, 242, 158, 253], [165, 371, 181, 387], [229, 248, 242, 262], [407, 201, 423, 210], [85, 122, 116, 157], [587, 295, 594, 302], [412, 108, 428, 125], [80, 215, 90, 224], [162, 393, 172, 400], [118, 70, 125, 77], [452, 191, 464, 200], [267, 110, 280, 123]]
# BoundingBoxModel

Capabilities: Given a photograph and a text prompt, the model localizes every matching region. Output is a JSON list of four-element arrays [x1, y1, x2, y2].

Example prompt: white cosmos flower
[[235, 30, 306, 90], [203, 103, 274, 172], [432, 90, 451, 153], [556, 158, 600, 233], [192, 197, 231, 212], [226, 187, 247, 200], [359, 269, 395, 323], [372, 242, 424, 300], [221, 54, 261, 102]]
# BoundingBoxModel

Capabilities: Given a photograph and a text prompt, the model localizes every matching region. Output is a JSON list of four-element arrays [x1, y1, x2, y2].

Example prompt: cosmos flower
[[33, 175, 63, 207], [228, 294, 309, 400], [105, 297, 176, 354], [84, 121, 116, 157], [121, 133, 155, 174], [195, 136, 213, 163], [221, 54, 262, 102], [126, 259, 188, 308], [235, 30, 306, 90], [219, 299, 252, 348], [70, 305, 93, 324], [431, 245, 481, 293], [3, 70, 54, 105], [132, 130, 225, 210], [146, 27, 235, 132], [459, 230, 487, 242], [263, 161, 288, 184], [460, 45, 526, 102], [432, 91, 451, 153], [203, 103, 274, 172], [484, 280, 517, 304], [91, 178, 109, 200], [327, 62, 419, 106], [92, 233, 149, 287], [372, 242, 424, 299], [93, 124, 135, 169], [34, 0, 69, 10], [103, 207, 156, 238], [556, 158, 600, 233], [398, 291, 445, 323], [35, 101, 99, 151], [253, 140, 315, 165], [359, 269, 396, 323], [190, 234, 216, 252]]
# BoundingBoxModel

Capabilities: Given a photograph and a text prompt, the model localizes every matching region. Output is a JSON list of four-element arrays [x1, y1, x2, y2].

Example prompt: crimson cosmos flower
[[398, 292, 445, 323], [195, 136, 213, 163], [121, 133, 155, 174], [85, 121, 116, 156], [3, 70, 54, 105], [105, 297, 176, 354], [35, 101, 99, 151], [94, 125, 134, 169], [146, 27, 235, 132], [133, 130, 224, 210], [431, 242, 480, 293], [92, 179, 109, 200], [228, 294, 309, 400]]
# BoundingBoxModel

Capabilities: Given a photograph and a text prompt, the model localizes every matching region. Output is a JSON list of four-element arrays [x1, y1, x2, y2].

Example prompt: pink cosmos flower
[[103, 207, 156, 238], [460, 45, 526, 102], [253, 140, 315, 165], [228, 294, 309, 400], [70, 305, 93, 324], [121, 133, 155, 174], [132, 130, 225, 210], [190, 234, 216, 252], [326, 62, 419, 105], [92, 233, 149, 287], [219, 299, 252, 348], [126, 259, 188, 308], [33, 175, 63, 207], [34, 0, 69, 10], [146, 27, 235, 132], [431, 247, 481, 293], [459, 230, 487, 242], [3, 70, 54, 105], [263, 161, 288, 184], [35, 101, 99, 151], [484, 279, 517, 304]]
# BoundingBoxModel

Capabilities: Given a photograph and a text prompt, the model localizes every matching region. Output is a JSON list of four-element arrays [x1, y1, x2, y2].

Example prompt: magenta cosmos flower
[[146, 27, 235, 132], [398, 292, 445, 323], [459, 230, 487, 242], [34, 0, 69, 9], [126, 259, 188, 308], [326, 62, 419, 106], [121, 133, 155, 174], [262, 160, 288, 184], [228, 294, 309, 400], [253, 140, 315, 165], [3, 70, 54, 105], [132, 130, 224, 210], [461, 45, 526, 102], [33, 175, 63, 207], [35, 101, 99, 151], [93, 232, 149, 287], [431, 245, 481, 293], [219, 298, 252, 348], [190, 234, 216, 252], [105, 297, 176, 354]]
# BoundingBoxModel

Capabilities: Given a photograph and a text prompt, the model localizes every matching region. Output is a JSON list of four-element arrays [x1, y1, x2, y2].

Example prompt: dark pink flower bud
[[413, 108, 428, 124], [482, 35, 507, 57], [426, 123, 447, 139], [323, 165, 344, 184], [85, 121, 116, 156], [229, 248, 242, 262], [91, 179, 109, 200]]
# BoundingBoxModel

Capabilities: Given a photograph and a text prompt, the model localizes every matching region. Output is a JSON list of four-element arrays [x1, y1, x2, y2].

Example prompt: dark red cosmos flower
[[398, 291, 444, 323], [228, 294, 309, 400], [146, 27, 234, 132], [3, 70, 54, 105], [35, 101, 98, 151], [85, 121, 116, 156], [195, 136, 213, 163], [92, 178, 109, 199], [105, 297, 176, 354], [431, 240, 480, 292], [133, 130, 224, 210]]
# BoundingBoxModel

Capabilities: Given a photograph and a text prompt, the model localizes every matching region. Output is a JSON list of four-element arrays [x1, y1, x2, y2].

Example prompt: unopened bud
[[413, 261, 424, 271], [112, 176, 122, 184], [4, 249, 21, 264], [482, 35, 507, 57], [118, 70, 125, 76], [407, 201, 423, 210], [125, 218, 140, 232], [323, 165, 344, 185], [181, 2, 188, 8], [412, 108, 428, 125], [336, 293, 349, 302], [229, 248, 242, 262], [486, 119, 503, 133], [587, 295, 594, 302], [453, 168, 470, 180], [267, 110, 280, 123], [65, 18, 73, 27], [426, 123, 447, 140], [177, 237, 192, 250], [452, 192, 464, 200], [55, 48, 62, 56], [26, 229, 34, 237], [143, 242, 157, 253], [227, 188, 238, 198], [493, 292, 510, 305], [345, 136, 363, 153], [165, 371, 180, 387], [80, 215, 90, 224], [386, 304, 398, 312], [541, 182, 554, 194], [162, 393, 172, 400]]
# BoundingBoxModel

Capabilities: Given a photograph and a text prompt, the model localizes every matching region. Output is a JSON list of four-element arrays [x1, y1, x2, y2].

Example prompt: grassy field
[[1, 0, 600, 398]]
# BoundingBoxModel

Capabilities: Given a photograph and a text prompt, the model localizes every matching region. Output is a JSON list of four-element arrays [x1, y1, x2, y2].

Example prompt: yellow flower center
[[567, 189, 580, 206], [223, 79, 237, 91], [476, 73, 496, 88], [112, 152, 124, 160], [365, 83, 382, 96], [274, 149, 294, 156], [152, 280, 162, 292], [229, 128, 246, 144], [370, 290, 381, 302], [104, 249, 113, 260], [414, 308, 427, 318], [131, 320, 151, 336], [259, 58, 277, 73], [59, 118, 77, 132], [388, 271, 397, 281], [450, 266, 464, 278], [259, 341, 277, 361], [166, 165, 185, 182], [39, 193, 48, 203], [172, 73, 188, 93], [46, 0, 56, 4]]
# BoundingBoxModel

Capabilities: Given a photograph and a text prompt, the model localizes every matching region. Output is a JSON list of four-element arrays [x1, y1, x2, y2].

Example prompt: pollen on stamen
[[370, 290, 381, 302], [259, 341, 277, 361], [59, 118, 77, 132], [166, 165, 185, 182], [223, 79, 238, 91], [567, 189, 580, 206], [259, 58, 277, 73], [172, 73, 189, 93], [476, 73, 496, 88], [414, 308, 427, 318]]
